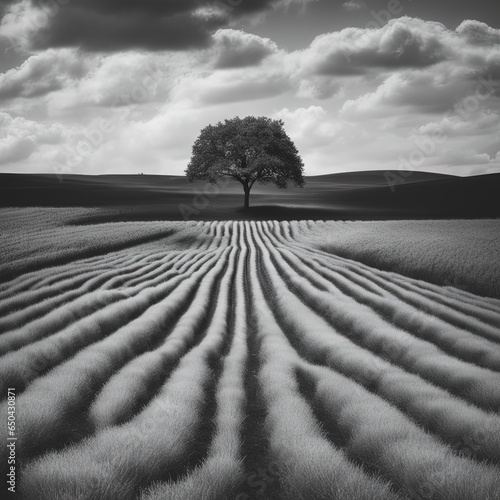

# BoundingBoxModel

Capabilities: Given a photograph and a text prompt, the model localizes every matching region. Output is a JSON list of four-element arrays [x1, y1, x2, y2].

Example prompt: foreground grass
[[0, 215, 499, 499], [298, 219, 500, 299]]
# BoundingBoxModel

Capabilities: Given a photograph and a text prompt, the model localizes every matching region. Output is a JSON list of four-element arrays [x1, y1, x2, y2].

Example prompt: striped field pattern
[[1, 216, 500, 499]]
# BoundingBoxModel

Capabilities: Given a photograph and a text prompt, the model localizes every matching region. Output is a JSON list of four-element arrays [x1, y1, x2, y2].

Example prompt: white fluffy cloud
[[43, 52, 176, 115], [296, 18, 452, 76], [212, 29, 279, 68], [0, 49, 92, 100], [340, 69, 467, 117], [0, 0, 52, 53], [0, 112, 67, 167], [335, 18, 500, 119], [456, 20, 500, 46]]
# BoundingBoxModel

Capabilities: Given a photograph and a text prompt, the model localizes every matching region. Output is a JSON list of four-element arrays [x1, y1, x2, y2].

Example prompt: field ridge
[[0, 220, 499, 499]]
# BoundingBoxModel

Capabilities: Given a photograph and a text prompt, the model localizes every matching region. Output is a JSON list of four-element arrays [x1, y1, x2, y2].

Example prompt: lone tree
[[185, 116, 305, 209]]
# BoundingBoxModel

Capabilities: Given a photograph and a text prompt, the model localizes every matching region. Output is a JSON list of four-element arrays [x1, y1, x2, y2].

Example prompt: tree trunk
[[243, 185, 250, 209]]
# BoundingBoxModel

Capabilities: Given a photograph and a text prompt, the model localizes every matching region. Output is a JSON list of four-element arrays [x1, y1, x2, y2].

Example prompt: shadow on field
[[1, 170, 499, 220]]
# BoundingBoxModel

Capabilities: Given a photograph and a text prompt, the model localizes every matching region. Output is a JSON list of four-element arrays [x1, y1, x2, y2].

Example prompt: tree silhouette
[[185, 116, 305, 209]]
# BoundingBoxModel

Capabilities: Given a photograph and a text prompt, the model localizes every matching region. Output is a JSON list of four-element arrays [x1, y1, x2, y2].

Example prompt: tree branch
[[219, 171, 245, 184]]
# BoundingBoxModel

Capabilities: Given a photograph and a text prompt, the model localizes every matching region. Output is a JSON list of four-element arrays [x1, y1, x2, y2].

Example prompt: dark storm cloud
[[0, 0, 304, 51], [31, 8, 222, 51], [31, 0, 201, 16], [32, 0, 293, 16]]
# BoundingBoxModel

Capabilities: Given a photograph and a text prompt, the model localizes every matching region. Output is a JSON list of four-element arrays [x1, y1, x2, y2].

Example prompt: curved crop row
[[0, 219, 498, 500]]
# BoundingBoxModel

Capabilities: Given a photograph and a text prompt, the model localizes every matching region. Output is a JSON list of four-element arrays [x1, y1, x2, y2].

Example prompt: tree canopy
[[185, 116, 305, 208]]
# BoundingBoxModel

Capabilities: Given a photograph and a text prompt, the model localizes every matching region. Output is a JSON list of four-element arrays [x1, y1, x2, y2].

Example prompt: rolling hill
[[0, 170, 498, 220]]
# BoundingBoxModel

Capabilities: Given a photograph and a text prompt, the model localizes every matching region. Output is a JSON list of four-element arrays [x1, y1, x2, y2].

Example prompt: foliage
[[185, 116, 305, 208]]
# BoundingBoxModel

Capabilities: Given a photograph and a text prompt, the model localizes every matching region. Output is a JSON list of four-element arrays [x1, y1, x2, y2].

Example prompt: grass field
[[1, 209, 500, 499], [303, 220, 500, 299]]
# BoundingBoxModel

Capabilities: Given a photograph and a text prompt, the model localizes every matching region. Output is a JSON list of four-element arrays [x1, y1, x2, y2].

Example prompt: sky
[[0, 0, 499, 177]]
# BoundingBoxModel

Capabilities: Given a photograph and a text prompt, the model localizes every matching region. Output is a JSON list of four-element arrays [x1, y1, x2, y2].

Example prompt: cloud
[[0, 0, 223, 52], [0, 0, 50, 53], [0, 48, 92, 100], [328, 18, 500, 119], [292, 16, 500, 112], [274, 105, 416, 175], [456, 20, 500, 46], [176, 72, 291, 106], [212, 29, 278, 68], [72, 97, 296, 175], [171, 60, 292, 106], [295, 77, 342, 99], [0, 134, 36, 164], [339, 70, 470, 118], [342, 1, 365, 12], [0, 0, 316, 52], [417, 109, 500, 138], [300, 18, 452, 77], [0, 111, 65, 166], [339, 66, 500, 121], [275, 106, 341, 147], [44, 52, 178, 112], [1, 14, 499, 177], [0, 31, 289, 115], [437, 149, 498, 171]]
